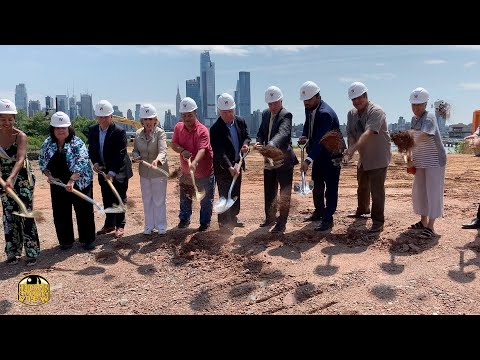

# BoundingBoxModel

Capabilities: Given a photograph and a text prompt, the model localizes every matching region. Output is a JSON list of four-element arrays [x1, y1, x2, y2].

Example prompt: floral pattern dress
[[0, 141, 40, 259]]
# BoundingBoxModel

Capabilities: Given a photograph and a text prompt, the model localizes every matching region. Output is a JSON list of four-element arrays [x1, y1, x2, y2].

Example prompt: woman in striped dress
[[408, 87, 447, 239]]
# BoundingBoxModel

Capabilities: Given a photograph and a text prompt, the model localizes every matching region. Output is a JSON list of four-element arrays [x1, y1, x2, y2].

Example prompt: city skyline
[[2, 45, 480, 128]]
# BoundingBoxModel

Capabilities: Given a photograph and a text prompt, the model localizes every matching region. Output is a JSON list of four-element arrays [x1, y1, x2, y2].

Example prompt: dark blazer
[[256, 107, 298, 169], [301, 100, 345, 163], [210, 115, 251, 173], [88, 122, 133, 183]]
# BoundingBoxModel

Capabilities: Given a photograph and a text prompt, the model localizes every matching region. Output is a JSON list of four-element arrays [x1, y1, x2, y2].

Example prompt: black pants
[[311, 160, 341, 223], [264, 166, 293, 227], [476, 204, 480, 219], [99, 175, 128, 229], [216, 171, 242, 225], [51, 183, 95, 246]]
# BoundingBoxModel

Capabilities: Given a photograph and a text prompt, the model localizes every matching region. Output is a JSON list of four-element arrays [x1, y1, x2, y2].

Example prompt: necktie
[[268, 112, 275, 141]]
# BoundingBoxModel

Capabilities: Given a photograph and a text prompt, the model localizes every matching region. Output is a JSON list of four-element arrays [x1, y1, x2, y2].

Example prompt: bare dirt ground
[[1, 146, 480, 315]]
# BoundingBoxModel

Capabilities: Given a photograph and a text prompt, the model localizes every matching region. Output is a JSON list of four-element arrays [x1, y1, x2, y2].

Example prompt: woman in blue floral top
[[39, 112, 96, 250]]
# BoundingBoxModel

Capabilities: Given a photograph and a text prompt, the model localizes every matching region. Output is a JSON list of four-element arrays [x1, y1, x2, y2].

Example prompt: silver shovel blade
[[215, 197, 228, 213]]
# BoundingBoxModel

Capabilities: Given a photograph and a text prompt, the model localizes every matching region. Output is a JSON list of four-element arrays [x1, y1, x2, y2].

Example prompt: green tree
[[72, 116, 96, 143]]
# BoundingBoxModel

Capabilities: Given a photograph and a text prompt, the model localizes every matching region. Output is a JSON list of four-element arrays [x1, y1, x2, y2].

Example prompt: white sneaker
[[143, 228, 152, 235]]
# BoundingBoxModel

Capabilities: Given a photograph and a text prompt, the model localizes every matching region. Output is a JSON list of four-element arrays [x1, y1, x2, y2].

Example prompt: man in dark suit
[[88, 99, 133, 239], [210, 93, 251, 231], [255, 86, 299, 234], [298, 81, 345, 231]]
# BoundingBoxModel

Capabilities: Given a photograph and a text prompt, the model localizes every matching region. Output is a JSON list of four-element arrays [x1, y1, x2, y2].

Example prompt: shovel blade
[[195, 190, 206, 202], [215, 197, 228, 213]]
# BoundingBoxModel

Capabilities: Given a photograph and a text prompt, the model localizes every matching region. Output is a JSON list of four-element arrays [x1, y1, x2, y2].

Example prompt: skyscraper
[[186, 77, 202, 121], [28, 100, 41, 117], [164, 110, 175, 131], [200, 50, 216, 126], [45, 96, 55, 111], [237, 71, 251, 129], [69, 96, 77, 120], [56, 95, 69, 113], [127, 109, 133, 120], [135, 104, 141, 121], [15, 83, 28, 113], [176, 84, 182, 120], [80, 94, 94, 119]]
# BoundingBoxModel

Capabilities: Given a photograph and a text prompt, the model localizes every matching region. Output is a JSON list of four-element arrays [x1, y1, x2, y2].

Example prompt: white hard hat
[[50, 111, 71, 127], [348, 82, 368, 100], [409, 87, 429, 104], [139, 104, 157, 118], [179, 97, 198, 113], [265, 86, 283, 103], [217, 93, 236, 111], [95, 99, 114, 117], [0, 99, 17, 114], [299, 81, 320, 101]]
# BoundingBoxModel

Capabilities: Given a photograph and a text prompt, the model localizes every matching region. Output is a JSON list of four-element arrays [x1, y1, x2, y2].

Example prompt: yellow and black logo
[[18, 275, 50, 306]]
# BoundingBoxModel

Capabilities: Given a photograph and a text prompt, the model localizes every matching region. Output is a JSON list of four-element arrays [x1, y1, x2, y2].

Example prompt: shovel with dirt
[[293, 140, 314, 196], [187, 157, 206, 201], [215, 148, 249, 214]]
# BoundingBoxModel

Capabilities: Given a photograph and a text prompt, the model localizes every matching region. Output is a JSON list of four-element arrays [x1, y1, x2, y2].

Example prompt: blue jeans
[[179, 174, 215, 225]]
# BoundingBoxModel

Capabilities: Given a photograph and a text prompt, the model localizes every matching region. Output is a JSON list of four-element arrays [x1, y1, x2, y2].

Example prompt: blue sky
[[1, 45, 479, 128]]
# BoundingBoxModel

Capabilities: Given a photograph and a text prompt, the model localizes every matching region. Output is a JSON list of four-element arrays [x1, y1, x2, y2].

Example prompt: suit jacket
[[210, 115, 251, 174], [256, 107, 298, 169], [88, 122, 133, 183], [301, 100, 346, 164]]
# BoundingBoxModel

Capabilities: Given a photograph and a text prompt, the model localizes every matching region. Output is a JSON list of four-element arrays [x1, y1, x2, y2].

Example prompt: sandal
[[419, 228, 435, 239], [409, 221, 425, 230]]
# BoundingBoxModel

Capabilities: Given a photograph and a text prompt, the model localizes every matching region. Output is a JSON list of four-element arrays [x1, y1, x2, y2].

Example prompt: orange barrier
[[472, 110, 480, 133]]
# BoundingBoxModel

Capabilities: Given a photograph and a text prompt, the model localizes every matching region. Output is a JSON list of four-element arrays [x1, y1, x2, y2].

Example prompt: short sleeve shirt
[[346, 101, 391, 170], [172, 120, 213, 178]]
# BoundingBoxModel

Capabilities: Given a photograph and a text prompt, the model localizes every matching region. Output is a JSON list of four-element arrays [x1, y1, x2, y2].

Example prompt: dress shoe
[[198, 223, 210, 232], [60, 243, 74, 250], [315, 220, 334, 231], [83, 241, 96, 251], [462, 218, 480, 229], [369, 223, 384, 233], [303, 213, 323, 222], [260, 219, 276, 228], [178, 220, 190, 229], [233, 220, 245, 227], [346, 210, 371, 218], [270, 224, 286, 234], [26, 257, 37, 266], [114, 228, 125, 238], [96, 226, 115, 235]]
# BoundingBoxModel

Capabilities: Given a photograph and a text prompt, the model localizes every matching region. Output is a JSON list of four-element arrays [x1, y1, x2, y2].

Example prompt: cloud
[[459, 83, 480, 90], [464, 61, 476, 68], [424, 59, 446, 64], [454, 45, 480, 50], [266, 45, 321, 52], [176, 45, 250, 56], [87, 45, 320, 57], [338, 73, 396, 83]]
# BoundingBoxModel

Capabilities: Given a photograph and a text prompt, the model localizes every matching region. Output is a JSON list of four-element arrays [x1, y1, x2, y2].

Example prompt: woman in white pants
[[132, 104, 169, 235], [407, 87, 447, 239]]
